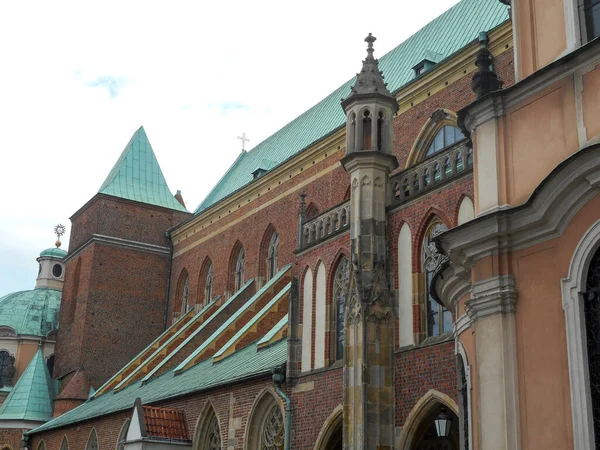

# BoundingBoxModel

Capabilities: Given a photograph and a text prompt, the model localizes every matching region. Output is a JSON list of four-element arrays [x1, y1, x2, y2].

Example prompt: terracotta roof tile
[[142, 406, 189, 440]]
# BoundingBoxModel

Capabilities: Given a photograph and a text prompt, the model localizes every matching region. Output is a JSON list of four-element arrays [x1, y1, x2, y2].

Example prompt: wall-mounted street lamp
[[435, 408, 452, 438]]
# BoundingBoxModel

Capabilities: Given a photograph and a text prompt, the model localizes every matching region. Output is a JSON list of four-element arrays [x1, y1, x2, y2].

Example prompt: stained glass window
[[206, 413, 221, 450], [584, 246, 600, 444], [422, 222, 452, 337], [334, 257, 350, 360], [262, 404, 284, 450]]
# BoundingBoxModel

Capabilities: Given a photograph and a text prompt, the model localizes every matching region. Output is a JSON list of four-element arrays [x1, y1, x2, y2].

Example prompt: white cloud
[[0, 0, 460, 296]]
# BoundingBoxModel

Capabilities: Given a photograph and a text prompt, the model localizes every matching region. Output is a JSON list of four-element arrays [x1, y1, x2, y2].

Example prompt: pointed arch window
[[116, 420, 129, 450], [60, 437, 69, 450], [422, 221, 452, 337], [235, 248, 245, 291], [426, 126, 465, 157], [204, 264, 213, 305], [334, 257, 350, 360], [182, 276, 190, 313], [197, 406, 221, 450], [267, 232, 279, 281], [263, 404, 285, 450], [86, 430, 99, 450]]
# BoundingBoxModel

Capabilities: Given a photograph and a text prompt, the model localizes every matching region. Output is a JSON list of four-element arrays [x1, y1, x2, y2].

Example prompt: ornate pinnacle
[[365, 33, 376, 60], [53, 224, 66, 248]]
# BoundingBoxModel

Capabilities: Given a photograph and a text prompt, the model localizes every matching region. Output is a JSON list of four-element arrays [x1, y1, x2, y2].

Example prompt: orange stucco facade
[[437, 1, 600, 448]]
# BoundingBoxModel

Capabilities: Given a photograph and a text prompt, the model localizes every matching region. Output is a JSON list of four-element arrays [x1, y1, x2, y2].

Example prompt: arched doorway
[[315, 405, 343, 450], [398, 390, 460, 450], [411, 402, 459, 450]]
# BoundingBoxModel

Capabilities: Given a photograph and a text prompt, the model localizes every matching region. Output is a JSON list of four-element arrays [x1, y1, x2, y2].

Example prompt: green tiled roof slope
[[195, 0, 508, 213], [99, 126, 188, 212], [0, 348, 54, 422], [0, 288, 61, 336], [28, 338, 287, 434]]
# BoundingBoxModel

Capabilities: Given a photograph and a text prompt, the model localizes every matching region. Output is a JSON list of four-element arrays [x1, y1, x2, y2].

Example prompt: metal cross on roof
[[237, 132, 250, 152]]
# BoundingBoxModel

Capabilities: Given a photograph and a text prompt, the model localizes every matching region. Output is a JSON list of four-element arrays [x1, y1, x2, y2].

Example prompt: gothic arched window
[[267, 232, 279, 281], [205, 264, 213, 305], [426, 126, 465, 157], [182, 276, 190, 313], [235, 248, 245, 292], [263, 404, 285, 450], [333, 257, 350, 360], [584, 246, 600, 441], [0, 351, 15, 388], [86, 429, 98, 450], [60, 437, 69, 450], [422, 221, 452, 337], [116, 420, 129, 450], [196, 406, 221, 450]]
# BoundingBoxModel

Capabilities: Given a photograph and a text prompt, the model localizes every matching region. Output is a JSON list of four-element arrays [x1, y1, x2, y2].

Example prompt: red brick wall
[[0, 428, 26, 450], [55, 195, 189, 388], [395, 340, 457, 425]]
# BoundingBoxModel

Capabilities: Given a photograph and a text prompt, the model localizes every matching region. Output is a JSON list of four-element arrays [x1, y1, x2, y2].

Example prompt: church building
[[10, 0, 600, 446]]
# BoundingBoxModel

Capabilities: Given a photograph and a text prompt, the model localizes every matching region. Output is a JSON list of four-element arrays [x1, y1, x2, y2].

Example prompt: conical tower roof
[[0, 348, 54, 422], [341, 33, 398, 112], [99, 126, 188, 212]]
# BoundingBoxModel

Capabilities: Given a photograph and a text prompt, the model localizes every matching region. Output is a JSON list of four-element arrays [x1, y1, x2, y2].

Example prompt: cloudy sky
[[0, 0, 460, 297]]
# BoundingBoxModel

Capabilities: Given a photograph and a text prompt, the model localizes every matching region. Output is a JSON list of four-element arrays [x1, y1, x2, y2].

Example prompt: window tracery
[[262, 404, 285, 450], [334, 257, 350, 360], [422, 221, 452, 337]]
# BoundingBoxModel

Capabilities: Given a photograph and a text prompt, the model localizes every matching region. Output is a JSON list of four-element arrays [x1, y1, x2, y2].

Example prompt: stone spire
[[341, 33, 397, 111]]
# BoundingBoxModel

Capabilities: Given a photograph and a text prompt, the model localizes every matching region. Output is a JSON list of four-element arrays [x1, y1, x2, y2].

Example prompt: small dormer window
[[414, 63, 427, 76], [252, 168, 267, 179]]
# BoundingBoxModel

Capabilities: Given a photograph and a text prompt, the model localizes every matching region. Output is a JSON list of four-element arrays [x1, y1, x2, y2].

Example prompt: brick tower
[[53, 127, 190, 391], [340, 34, 398, 450]]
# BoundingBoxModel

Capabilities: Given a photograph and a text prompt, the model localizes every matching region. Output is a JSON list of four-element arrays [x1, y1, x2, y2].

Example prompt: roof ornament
[[471, 31, 503, 98], [53, 224, 66, 248], [340, 33, 398, 113], [237, 132, 250, 152]]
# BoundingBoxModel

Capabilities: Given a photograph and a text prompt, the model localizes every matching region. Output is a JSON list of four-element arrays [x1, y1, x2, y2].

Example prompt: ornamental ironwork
[[584, 246, 600, 445], [262, 404, 284, 450]]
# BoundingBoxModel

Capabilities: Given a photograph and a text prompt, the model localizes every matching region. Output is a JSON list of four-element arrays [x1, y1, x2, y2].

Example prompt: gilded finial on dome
[[54, 224, 66, 248]]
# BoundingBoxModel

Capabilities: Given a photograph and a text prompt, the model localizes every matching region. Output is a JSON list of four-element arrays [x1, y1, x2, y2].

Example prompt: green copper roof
[[0, 288, 61, 336], [0, 348, 54, 422], [28, 338, 287, 434], [99, 126, 188, 212], [195, 0, 508, 213], [39, 248, 67, 259]]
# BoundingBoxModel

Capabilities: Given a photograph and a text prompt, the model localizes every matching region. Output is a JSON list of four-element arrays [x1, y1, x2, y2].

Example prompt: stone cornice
[[64, 234, 170, 262], [465, 275, 517, 322], [460, 38, 600, 132]]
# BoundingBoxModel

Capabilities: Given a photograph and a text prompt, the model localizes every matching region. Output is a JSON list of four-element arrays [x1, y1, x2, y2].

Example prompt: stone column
[[342, 152, 397, 450]]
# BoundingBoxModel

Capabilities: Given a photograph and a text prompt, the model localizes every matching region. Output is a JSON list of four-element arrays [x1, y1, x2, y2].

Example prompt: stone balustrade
[[298, 201, 350, 250], [391, 141, 472, 205]]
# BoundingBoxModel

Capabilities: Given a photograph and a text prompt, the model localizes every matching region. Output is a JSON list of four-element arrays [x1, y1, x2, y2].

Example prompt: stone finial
[[341, 33, 397, 111], [471, 32, 503, 98]]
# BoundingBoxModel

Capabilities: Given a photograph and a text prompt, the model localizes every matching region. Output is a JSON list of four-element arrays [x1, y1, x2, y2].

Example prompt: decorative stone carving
[[365, 260, 393, 323]]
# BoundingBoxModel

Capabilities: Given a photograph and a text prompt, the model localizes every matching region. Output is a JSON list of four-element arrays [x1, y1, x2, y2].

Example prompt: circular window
[[52, 264, 63, 278]]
